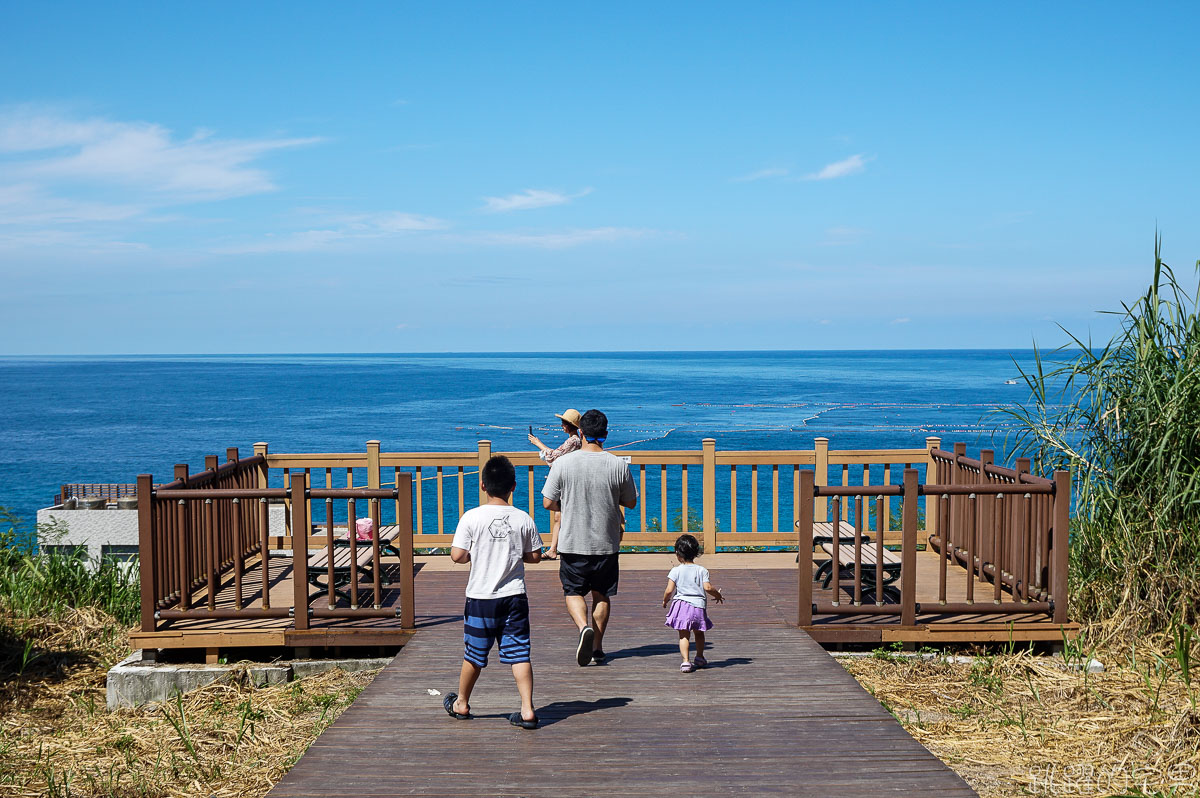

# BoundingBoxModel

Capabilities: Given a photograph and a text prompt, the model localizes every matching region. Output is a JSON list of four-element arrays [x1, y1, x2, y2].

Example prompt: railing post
[[174, 464, 189, 483], [979, 449, 994, 584], [367, 440, 381, 489], [205, 454, 219, 473], [701, 438, 716, 554], [1052, 470, 1071, 624], [226, 447, 239, 463], [291, 474, 310, 631], [396, 472, 416, 629], [137, 474, 156, 633], [814, 437, 829, 523], [797, 469, 814, 626], [253, 442, 269, 489], [925, 436, 940, 541], [901, 468, 919, 627], [952, 442, 966, 552], [477, 440, 492, 505]]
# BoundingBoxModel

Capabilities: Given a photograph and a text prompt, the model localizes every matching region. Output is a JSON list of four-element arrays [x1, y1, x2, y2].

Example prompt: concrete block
[[106, 651, 235, 711], [291, 657, 392, 679], [106, 651, 393, 710], [249, 665, 292, 688]]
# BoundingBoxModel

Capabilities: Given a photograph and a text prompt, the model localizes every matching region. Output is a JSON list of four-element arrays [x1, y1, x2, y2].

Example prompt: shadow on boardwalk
[[269, 568, 977, 798]]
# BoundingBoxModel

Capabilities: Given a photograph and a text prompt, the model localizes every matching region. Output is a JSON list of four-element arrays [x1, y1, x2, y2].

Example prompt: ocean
[[0, 350, 1054, 539]]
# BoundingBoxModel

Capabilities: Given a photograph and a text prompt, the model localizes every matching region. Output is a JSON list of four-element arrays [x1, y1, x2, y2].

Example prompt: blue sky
[[1, 2, 1197, 353]]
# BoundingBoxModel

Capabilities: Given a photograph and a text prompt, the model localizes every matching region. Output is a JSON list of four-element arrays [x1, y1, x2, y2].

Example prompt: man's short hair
[[481, 455, 516, 498], [579, 409, 608, 440]]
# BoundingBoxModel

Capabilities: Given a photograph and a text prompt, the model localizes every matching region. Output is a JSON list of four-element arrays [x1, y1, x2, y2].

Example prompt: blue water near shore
[[0, 350, 1051, 543]]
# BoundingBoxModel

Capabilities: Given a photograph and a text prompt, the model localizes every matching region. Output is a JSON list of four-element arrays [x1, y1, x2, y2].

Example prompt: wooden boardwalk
[[269, 565, 977, 797]]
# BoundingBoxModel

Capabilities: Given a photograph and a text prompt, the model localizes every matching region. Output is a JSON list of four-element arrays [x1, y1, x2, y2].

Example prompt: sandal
[[509, 711, 540, 730], [693, 655, 708, 669], [443, 692, 471, 719], [679, 661, 695, 673]]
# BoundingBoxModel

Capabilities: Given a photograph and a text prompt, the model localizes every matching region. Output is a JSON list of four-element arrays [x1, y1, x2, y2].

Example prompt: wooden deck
[[268, 567, 978, 797], [130, 550, 1076, 651]]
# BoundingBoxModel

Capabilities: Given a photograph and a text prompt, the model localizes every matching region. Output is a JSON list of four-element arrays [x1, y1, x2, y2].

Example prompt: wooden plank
[[267, 568, 977, 798]]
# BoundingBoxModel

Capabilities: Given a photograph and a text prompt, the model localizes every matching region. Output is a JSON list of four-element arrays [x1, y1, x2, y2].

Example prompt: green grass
[[1001, 235, 1200, 635], [0, 508, 139, 627]]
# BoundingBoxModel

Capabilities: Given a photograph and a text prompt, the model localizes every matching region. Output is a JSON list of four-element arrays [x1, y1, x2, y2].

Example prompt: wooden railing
[[136, 437, 1071, 636], [136, 447, 415, 635], [58, 482, 139, 505], [796, 447, 1071, 627], [256, 437, 942, 552]]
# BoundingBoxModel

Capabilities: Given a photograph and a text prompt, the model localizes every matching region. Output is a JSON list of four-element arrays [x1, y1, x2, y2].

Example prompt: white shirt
[[668, 563, 710, 609], [451, 505, 543, 600]]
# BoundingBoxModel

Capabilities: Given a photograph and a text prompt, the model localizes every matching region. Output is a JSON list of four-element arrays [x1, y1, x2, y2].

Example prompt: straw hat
[[554, 408, 583, 428]]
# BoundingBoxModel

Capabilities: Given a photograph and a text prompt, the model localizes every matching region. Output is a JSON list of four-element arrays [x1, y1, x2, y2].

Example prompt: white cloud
[[0, 228, 149, 253], [0, 183, 143, 225], [891, 317, 911, 324], [820, 226, 869, 246], [481, 187, 592, 213], [472, 226, 652, 249], [732, 167, 789, 183], [213, 210, 448, 254], [329, 211, 447, 233], [803, 153, 869, 181], [0, 107, 319, 203]]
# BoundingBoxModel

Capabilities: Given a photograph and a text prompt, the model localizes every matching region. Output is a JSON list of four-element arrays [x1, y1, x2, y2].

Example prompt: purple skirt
[[665, 599, 713, 631]]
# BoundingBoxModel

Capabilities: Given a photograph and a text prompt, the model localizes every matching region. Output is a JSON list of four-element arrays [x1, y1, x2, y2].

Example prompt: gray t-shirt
[[451, 505, 543, 599], [542, 450, 637, 555]]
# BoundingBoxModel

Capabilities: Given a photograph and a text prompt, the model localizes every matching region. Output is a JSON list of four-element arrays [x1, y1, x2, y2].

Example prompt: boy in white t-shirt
[[443, 455, 544, 729]]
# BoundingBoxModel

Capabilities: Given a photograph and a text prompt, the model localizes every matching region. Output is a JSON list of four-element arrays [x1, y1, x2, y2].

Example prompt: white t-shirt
[[451, 505, 543, 600], [667, 562, 710, 608]]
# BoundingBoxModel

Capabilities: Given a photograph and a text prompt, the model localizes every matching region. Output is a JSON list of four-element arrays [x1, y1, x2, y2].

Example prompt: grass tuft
[[1000, 235, 1200, 638]]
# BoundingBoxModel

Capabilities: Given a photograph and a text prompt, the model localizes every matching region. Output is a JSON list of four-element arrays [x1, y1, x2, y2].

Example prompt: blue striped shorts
[[463, 594, 531, 668]]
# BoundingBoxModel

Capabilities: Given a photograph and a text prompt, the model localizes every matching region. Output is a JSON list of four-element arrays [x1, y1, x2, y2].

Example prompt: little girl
[[662, 534, 724, 673]]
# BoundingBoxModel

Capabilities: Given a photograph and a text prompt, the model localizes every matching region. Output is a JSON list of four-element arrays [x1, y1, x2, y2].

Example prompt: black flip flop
[[443, 692, 471, 720], [509, 711, 539, 730]]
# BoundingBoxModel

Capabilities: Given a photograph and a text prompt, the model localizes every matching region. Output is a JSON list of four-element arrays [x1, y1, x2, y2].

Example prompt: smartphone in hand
[[528, 425, 533, 435]]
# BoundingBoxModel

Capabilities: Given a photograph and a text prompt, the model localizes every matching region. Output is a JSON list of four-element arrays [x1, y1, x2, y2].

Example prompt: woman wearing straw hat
[[528, 408, 583, 465], [528, 409, 583, 557]]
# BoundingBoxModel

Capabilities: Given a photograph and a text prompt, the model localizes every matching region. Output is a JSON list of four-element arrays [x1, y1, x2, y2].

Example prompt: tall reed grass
[[0, 507, 139, 627], [1003, 237, 1200, 634]]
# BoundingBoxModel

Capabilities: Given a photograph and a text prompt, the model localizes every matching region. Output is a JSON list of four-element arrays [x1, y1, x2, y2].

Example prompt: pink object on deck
[[355, 517, 374, 541]]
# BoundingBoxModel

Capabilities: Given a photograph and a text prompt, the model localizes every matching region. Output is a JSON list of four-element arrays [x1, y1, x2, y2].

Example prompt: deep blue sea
[[0, 350, 1054, 542]]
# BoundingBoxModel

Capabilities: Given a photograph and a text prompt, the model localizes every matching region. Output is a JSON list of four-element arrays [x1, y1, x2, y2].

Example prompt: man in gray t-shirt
[[542, 409, 637, 667]]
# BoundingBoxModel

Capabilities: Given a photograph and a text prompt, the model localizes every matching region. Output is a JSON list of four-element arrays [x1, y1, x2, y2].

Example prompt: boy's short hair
[[674, 533, 701, 560], [579, 409, 608, 439], [481, 455, 516, 498]]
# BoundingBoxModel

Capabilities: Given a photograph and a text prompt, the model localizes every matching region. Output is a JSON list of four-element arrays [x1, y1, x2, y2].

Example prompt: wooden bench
[[796, 520, 872, 567], [818, 541, 902, 603], [306, 524, 405, 601], [308, 545, 377, 602], [805, 520, 872, 547]]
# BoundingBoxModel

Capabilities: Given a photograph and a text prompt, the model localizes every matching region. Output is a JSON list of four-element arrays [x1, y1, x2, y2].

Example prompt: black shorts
[[559, 552, 620, 597]]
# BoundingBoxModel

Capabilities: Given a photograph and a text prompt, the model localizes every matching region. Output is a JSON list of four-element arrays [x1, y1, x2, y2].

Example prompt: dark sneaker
[[592, 649, 607, 665], [576, 626, 595, 666]]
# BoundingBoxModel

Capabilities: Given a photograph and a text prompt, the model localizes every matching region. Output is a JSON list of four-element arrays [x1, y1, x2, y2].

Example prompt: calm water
[[0, 350, 1053, 537]]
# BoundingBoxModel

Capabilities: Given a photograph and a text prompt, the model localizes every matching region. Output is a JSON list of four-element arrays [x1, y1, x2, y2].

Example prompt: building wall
[[35, 504, 287, 561]]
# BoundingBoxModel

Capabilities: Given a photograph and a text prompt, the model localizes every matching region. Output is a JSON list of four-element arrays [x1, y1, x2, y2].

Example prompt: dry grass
[[841, 629, 1200, 798], [0, 608, 379, 798]]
